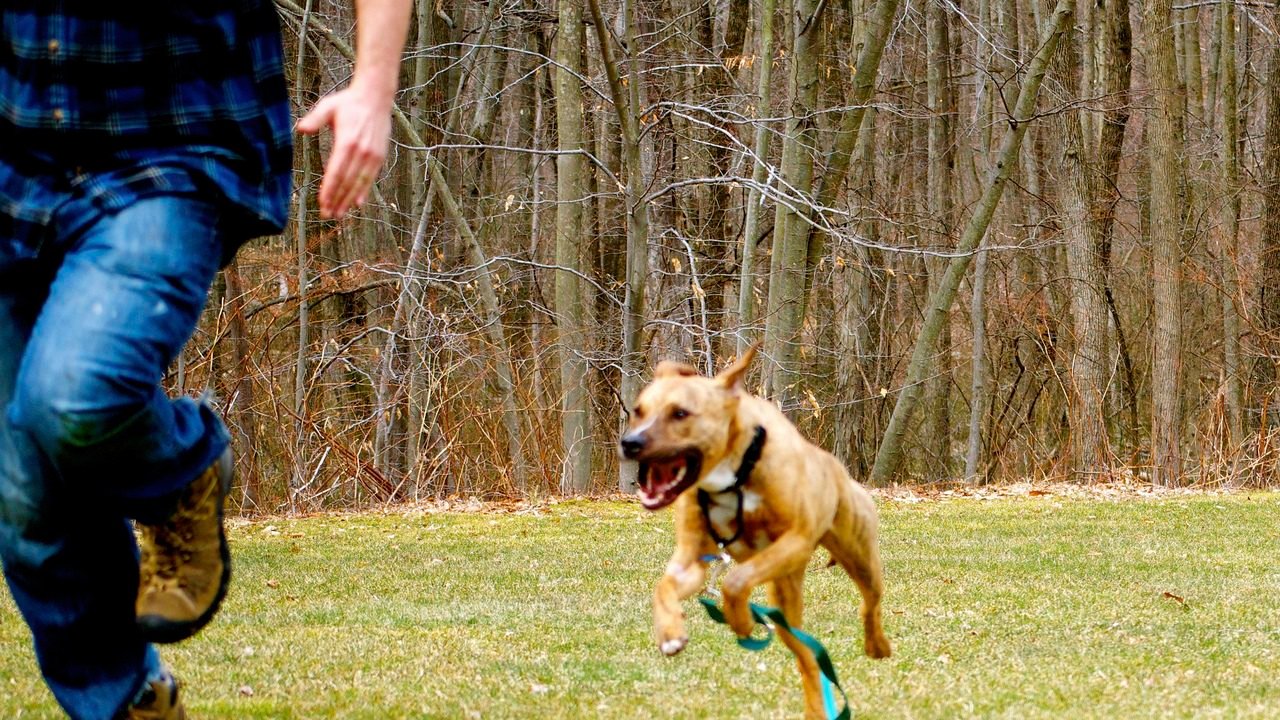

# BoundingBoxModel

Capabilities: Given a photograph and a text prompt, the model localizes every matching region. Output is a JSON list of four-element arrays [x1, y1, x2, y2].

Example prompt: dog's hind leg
[[769, 571, 828, 720], [823, 518, 892, 659]]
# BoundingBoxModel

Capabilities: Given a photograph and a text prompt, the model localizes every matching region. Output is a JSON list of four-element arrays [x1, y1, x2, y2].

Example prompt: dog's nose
[[619, 433, 646, 459]]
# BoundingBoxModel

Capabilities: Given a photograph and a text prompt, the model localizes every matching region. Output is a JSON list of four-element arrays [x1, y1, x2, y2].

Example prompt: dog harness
[[696, 425, 767, 547]]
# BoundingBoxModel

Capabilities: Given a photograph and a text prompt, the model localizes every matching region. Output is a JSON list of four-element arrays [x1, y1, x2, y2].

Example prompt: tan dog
[[619, 345, 891, 719]]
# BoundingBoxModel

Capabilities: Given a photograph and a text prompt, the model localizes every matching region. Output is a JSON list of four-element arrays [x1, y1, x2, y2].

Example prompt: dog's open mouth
[[637, 451, 702, 510]]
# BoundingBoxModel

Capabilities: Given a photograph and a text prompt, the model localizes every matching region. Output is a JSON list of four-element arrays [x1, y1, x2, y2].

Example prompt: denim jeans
[[0, 186, 231, 719]]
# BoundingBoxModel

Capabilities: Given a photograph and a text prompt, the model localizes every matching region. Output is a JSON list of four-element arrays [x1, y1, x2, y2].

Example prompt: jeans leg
[[0, 267, 159, 720], [8, 196, 230, 522]]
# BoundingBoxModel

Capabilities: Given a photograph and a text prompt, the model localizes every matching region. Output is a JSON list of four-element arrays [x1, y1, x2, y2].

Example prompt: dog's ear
[[715, 342, 759, 392], [655, 361, 699, 379]]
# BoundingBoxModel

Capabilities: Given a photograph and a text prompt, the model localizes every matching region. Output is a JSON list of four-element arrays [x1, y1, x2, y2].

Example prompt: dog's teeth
[[675, 466, 686, 482]]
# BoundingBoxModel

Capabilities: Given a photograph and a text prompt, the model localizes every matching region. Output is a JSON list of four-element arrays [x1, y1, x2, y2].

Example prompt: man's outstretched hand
[[296, 85, 393, 220]]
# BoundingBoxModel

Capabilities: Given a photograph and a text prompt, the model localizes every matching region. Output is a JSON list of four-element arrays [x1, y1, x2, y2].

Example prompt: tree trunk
[[223, 260, 261, 509], [763, 0, 824, 407], [834, 107, 879, 477], [1054, 3, 1112, 482], [556, 0, 592, 494], [963, 246, 989, 483], [1217, 1, 1243, 445], [1096, 0, 1135, 449], [291, 0, 315, 501], [924, 0, 955, 479], [587, 0, 652, 492], [1261, 8, 1280, 411], [737, 0, 776, 355], [1146, 0, 1185, 487], [1181, 7, 1203, 124]]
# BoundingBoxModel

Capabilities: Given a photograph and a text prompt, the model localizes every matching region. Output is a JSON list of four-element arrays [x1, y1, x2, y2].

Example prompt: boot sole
[[138, 452, 234, 644]]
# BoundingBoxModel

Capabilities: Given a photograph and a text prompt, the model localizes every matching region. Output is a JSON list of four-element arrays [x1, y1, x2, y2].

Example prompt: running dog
[[619, 345, 891, 719]]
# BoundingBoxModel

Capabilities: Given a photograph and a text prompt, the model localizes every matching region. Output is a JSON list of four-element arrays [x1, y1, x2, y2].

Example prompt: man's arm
[[296, 0, 412, 219]]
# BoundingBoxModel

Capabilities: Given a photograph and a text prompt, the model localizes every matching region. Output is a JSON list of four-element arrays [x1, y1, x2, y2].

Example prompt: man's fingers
[[323, 147, 378, 218], [330, 141, 384, 217], [318, 142, 355, 218], [328, 153, 365, 218], [333, 166, 371, 218], [353, 163, 379, 209], [296, 96, 336, 135], [338, 154, 381, 215]]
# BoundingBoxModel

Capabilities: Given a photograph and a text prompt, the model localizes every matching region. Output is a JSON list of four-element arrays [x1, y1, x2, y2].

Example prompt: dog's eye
[[671, 407, 690, 420], [632, 406, 645, 419]]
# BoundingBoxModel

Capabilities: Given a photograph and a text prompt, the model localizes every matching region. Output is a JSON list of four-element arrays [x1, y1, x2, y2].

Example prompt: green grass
[[5, 494, 1280, 718]]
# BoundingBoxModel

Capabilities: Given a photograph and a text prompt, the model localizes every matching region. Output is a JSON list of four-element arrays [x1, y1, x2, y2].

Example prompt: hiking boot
[[136, 447, 233, 644], [121, 667, 186, 720]]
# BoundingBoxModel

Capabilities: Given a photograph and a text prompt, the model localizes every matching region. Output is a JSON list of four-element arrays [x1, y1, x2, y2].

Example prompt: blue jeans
[[0, 189, 231, 719]]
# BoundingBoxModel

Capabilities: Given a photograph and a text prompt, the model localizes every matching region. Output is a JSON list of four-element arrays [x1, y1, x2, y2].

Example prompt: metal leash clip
[[699, 551, 732, 600], [698, 551, 775, 647]]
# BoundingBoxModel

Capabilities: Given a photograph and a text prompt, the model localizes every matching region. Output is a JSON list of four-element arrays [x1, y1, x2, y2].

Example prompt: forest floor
[[4, 492, 1280, 718]]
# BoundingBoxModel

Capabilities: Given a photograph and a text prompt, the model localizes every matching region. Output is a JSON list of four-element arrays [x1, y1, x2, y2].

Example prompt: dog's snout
[[620, 433, 646, 459]]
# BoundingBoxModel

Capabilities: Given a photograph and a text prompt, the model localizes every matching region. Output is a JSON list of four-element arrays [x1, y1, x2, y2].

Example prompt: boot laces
[[144, 473, 216, 590]]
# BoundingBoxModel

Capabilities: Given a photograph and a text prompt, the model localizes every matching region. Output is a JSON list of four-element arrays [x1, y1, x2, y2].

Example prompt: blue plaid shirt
[[0, 2, 293, 248]]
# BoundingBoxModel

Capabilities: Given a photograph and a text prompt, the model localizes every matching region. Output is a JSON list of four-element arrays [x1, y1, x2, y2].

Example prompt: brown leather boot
[[136, 448, 233, 644], [121, 666, 186, 720]]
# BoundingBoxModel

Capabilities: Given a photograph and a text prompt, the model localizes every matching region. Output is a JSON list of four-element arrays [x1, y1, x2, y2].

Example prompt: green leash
[[697, 554, 850, 720]]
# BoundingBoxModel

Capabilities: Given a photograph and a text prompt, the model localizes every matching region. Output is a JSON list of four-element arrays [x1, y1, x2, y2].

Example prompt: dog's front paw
[[655, 615, 689, 657], [659, 635, 689, 656]]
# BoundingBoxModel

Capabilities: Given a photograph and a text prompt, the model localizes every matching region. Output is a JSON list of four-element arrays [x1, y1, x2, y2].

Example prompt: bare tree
[[1216, 0, 1243, 444], [556, 0, 592, 494], [737, 0, 776, 356], [868, 0, 1073, 487], [762, 0, 824, 407], [924, 0, 956, 479], [1145, 0, 1186, 487], [1054, 0, 1113, 481], [588, 0, 653, 492]]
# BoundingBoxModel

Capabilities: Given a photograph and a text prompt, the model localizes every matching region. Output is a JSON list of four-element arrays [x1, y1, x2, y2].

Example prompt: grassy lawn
[[4, 493, 1280, 718]]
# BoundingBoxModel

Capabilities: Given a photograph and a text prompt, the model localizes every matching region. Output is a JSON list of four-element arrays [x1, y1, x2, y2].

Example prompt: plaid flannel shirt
[[0, 2, 293, 251]]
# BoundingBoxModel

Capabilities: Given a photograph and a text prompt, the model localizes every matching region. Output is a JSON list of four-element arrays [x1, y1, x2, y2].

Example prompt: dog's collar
[[697, 426, 767, 548], [731, 425, 767, 489]]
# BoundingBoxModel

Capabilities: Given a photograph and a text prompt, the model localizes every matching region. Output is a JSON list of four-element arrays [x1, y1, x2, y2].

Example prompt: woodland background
[[177, 0, 1280, 512]]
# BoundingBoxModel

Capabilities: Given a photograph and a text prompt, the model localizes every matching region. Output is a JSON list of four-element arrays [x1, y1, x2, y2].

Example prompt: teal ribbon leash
[[698, 555, 850, 720]]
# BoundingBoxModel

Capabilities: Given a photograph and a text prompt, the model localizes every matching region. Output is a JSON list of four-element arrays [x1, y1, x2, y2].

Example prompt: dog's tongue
[[645, 453, 686, 486], [638, 456, 692, 509]]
